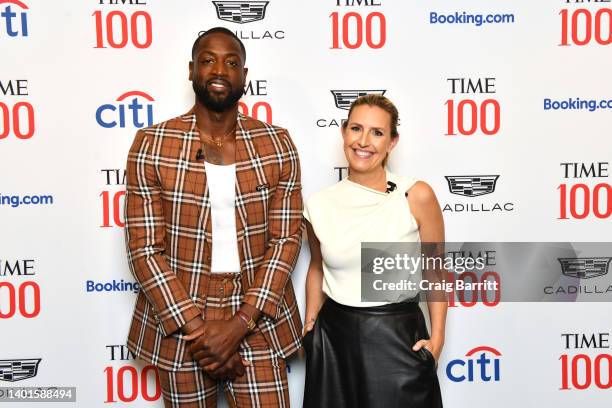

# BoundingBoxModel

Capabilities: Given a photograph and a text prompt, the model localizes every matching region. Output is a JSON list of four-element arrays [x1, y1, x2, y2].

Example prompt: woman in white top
[[302, 94, 446, 408]]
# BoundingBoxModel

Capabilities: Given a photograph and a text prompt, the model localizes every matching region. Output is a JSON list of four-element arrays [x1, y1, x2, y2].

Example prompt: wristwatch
[[236, 310, 256, 331]]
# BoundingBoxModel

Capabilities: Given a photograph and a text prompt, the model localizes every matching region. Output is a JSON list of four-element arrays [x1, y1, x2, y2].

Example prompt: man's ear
[[243, 67, 248, 79], [188, 61, 193, 81]]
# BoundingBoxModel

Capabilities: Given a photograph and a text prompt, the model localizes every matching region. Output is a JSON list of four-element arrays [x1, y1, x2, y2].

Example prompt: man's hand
[[205, 352, 250, 381], [185, 318, 249, 371], [182, 316, 206, 336]]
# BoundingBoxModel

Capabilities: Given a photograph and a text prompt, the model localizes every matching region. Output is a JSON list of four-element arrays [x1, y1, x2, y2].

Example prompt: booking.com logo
[[430, 11, 515, 27], [95, 91, 154, 129], [0, 194, 53, 208], [86, 279, 140, 294], [544, 97, 612, 112], [1, 0, 29, 37]]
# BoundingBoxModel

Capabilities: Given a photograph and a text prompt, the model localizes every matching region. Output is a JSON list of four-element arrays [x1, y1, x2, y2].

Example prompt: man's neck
[[194, 101, 238, 137]]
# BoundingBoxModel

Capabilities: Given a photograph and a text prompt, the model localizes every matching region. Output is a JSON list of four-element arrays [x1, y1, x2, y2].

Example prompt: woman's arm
[[407, 181, 447, 362], [304, 220, 327, 334]]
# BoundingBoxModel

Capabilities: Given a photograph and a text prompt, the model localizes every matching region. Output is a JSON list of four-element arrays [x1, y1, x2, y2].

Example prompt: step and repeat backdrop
[[1, 0, 611, 407]]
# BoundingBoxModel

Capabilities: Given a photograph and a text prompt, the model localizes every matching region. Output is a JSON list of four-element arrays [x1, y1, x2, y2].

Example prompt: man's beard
[[193, 80, 243, 113]]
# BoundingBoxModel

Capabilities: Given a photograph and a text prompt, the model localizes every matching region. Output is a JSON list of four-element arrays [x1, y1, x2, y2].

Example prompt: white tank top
[[204, 161, 241, 273], [304, 171, 420, 307]]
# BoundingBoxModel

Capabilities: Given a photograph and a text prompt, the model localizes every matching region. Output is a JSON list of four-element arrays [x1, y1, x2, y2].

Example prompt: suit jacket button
[[153, 314, 160, 322]]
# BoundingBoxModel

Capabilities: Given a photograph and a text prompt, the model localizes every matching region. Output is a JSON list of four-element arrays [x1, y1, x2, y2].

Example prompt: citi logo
[[95, 91, 154, 129], [558, 257, 612, 279], [1, 0, 28, 37], [445, 175, 499, 197], [213, 1, 269, 24], [331, 89, 386, 110], [446, 346, 501, 383], [0, 359, 41, 382]]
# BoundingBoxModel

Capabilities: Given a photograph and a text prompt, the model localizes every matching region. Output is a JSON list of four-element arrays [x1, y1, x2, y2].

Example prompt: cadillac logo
[[0, 359, 41, 382], [213, 1, 269, 24], [445, 175, 499, 197], [331, 90, 386, 110], [558, 257, 612, 279]]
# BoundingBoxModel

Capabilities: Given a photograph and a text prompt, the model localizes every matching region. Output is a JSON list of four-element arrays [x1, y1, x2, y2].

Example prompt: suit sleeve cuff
[[243, 289, 282, 321], [154, 301, 201, 337]]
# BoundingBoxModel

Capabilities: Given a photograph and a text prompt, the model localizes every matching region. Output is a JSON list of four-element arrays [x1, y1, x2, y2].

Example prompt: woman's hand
[[304, 220, 325, 338], [412, 337, 444, 363], [303, 317, 316, 336]]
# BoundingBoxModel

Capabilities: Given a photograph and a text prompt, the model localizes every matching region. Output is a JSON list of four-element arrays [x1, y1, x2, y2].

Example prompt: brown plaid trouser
[[158, 273, 290, 408]]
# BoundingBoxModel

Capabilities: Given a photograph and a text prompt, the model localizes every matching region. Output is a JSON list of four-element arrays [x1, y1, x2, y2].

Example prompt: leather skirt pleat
[[303, 298, 443, 408]]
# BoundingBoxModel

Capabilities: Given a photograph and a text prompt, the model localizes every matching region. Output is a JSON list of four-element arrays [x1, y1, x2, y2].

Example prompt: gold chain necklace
[[202, 124, 236, 148]]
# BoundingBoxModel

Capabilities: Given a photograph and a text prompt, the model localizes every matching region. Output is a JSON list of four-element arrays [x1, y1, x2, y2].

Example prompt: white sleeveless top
[[304, 171, 420, 307], [204, 161, 241, 273]]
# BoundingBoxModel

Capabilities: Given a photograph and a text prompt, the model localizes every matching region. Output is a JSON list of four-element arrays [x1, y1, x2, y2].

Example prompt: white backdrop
[[1, 0, 611, 407]]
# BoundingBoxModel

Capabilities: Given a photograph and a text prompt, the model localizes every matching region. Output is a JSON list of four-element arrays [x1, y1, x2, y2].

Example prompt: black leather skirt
[[303, 298, 443, 408]]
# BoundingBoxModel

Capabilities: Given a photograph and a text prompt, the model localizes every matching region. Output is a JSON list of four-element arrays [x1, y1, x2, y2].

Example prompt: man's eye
[[375, 130, 383, 136], [226, 60, 238, 67], [203, 58, 214, 64], [351, 126, 360, 132]]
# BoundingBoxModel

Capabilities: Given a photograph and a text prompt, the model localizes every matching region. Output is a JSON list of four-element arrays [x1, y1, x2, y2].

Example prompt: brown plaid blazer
[[124, 109, 304, 372]]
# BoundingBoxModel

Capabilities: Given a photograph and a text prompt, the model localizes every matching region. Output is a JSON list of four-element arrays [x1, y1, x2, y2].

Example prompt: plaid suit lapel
[[234, 115, 250, 243], [182, 111, 212, 243]]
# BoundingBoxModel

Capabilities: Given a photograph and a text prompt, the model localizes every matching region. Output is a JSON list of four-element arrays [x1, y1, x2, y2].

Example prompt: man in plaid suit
[[124, 27, 303, 407]]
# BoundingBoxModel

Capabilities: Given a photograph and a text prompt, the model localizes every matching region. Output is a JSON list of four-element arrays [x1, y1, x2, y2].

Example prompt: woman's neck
[[347, 167, 387, 192]]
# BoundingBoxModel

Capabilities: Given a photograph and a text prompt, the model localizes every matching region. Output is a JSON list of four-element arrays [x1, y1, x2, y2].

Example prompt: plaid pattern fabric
[[157, 274, 289, 408], [125, 109, 304, 372]]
